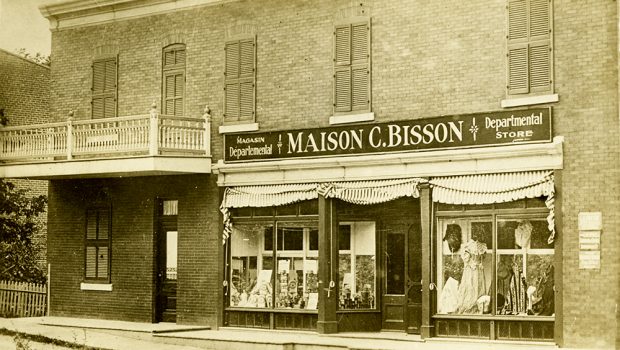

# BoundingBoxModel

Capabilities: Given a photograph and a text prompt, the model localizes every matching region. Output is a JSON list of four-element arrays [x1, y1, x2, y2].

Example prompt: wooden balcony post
[[66, 111, 74, 160], [203, 105, 211, 157], [149, 102, 159, 156]]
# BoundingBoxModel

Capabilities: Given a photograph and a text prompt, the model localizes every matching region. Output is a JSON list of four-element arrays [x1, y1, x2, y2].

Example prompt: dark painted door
[[156, 218, 178, 322], [382, 223, 422, 332]]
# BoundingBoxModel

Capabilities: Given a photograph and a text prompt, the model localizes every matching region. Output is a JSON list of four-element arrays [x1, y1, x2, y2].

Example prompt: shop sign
[[224, 107, 552, 162]]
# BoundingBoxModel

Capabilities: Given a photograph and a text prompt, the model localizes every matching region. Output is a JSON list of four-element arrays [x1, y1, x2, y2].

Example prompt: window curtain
[[429, 171, 556, 243]]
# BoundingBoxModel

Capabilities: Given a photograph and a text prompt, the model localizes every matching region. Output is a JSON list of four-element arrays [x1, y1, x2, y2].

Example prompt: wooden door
[[156, 219, 178, 322], [382, 223, 423, 332]]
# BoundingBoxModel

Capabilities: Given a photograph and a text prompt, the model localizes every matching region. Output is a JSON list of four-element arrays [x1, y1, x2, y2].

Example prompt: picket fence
[[0, 280, 47, 317]]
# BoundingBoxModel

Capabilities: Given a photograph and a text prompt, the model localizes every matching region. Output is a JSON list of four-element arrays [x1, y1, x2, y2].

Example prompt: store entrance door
[[382, 223, 422, 332], [156, 219, 178, 322]]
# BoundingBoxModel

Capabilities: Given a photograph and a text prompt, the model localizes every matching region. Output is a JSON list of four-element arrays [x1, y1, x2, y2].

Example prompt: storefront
[[214, 107, 563, 341]]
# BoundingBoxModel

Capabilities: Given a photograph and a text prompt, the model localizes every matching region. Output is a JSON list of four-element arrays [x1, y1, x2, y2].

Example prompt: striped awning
[[319, 178, 423, 205], [430, 171, 556, 242], [220, 178, 425, 244]]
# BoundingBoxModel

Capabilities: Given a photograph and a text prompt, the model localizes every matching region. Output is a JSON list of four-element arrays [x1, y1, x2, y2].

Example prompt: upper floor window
[[162, 44, 186, 116], [224, 37, 256, 124], [91, 57, 117, 118], [333, 20, 371, 114], [85, 207, 111, 281], [507, 0, 553, 96]]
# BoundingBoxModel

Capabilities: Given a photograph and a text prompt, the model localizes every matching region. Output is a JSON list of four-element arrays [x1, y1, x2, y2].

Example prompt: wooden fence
[[0, 280, 47, 317]]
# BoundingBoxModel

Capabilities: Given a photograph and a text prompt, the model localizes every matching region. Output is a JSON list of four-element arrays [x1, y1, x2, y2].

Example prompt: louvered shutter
[[162, 45, 186, 116], [528, 0, 551, 92], [224, 38, 255, 122], [85, 208, 111, 280], [91, 58, 117, 118], [507, 0, 552, 95], [334, 22, 370, 112], [507, 0, 529, 94]]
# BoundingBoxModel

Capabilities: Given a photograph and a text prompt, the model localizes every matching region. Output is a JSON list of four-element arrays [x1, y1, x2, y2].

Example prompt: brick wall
[[47, 0, 618, 346], [48, 175, 220, 326], [0, 49, 50, 268]]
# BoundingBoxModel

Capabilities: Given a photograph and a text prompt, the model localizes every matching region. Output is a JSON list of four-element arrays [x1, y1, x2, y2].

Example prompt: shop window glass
[[299, 200, 318, 215], [275, 222, 319, 309], [276, 203, 297, 216], [229, 221, 319, 310], [230, 223, 273, 308], [254, 207, 273, 217], [339, 222, 376, 310], [436, 217, 493, 315], [436, 210, 554, 318], [496, 218, 554, 316]]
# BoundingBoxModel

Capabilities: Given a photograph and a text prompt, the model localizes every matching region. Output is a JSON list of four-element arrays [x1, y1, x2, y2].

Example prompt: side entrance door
[[381, 223, 422, 333], [156, 211, 178, 322]]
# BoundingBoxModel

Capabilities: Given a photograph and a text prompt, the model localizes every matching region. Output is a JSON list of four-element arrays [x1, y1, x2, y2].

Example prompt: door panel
[[156, 221, 177, 323], [382, 232, 406, 330]]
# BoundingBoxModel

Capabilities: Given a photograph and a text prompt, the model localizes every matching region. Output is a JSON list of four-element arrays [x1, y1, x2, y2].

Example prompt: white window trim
[[80, 282, 113, 291], [219, 123, 259, 134], [501, 94, 559, 108], [329, 112, 375, 125]]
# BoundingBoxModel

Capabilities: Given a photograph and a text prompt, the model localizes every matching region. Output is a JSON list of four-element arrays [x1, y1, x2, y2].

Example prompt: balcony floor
[[0, 155, 212, 179]]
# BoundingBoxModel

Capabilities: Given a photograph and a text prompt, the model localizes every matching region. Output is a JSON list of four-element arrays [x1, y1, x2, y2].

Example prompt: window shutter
[[334, 22, 370, 112], [507, 0, 552, 95], [86, 247, 97, 278], [335, 25, 351, 66], [162, 45, 186, 116], [87, 210, 98, 240], [225, 38, 255, 122], [334, 68, 351, 112], [508, 44, 529, 94], [529, 0, 551, 92], [351, 23, 369, 111], [97, 247, 109, 278], [98, 210, 109, 239], [92, 57, 117, 118]]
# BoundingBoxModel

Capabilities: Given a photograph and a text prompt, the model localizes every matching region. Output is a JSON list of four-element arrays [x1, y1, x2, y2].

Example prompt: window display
[[436, 211, 554, 317], [229, 221, 319, 310], [339, 221, 376, 310]]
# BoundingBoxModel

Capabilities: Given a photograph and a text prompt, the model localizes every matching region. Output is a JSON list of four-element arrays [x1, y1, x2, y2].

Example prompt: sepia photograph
[[0, 0, 618, 349]]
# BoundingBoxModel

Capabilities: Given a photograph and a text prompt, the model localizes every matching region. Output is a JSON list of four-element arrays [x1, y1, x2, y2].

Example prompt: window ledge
[[219, 123, 259, 134], [80, 282, 113, 291], [329, 112, 375, 125], [501, 94, 559, 108]]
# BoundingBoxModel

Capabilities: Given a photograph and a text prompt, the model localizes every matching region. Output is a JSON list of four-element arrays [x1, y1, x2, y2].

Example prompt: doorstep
[[40, 316, 210, 334]]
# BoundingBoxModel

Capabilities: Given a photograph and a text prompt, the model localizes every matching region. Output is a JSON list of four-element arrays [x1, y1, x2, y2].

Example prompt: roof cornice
[[39, 0, 230, 30]]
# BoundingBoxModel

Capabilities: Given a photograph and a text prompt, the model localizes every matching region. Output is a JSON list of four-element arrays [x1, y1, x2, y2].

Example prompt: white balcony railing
[[0, 105, 212, 163]]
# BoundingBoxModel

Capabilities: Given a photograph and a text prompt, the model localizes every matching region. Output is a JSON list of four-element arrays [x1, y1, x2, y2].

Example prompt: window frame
[[84, 205, 112, 283], [162, 44, 186, 117], [224, 36, 256, 125], [91, 56, 118, 119], [333, 18, 372, 115]]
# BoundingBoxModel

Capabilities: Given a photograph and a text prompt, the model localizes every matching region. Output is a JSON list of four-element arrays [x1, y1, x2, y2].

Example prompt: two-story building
[[0, 0, 617, 348]]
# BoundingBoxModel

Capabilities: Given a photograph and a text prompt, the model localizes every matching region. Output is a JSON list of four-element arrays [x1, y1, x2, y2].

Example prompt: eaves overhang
[[39, 0, 230, 30]]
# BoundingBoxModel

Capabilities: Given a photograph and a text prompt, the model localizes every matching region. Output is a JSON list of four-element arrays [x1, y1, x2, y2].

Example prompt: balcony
[[0, 105, 212, 179]]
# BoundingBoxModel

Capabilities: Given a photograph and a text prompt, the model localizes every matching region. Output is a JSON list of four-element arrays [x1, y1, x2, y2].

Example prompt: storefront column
[[317, 195, 338, 334], [419, 183, 434, 339]]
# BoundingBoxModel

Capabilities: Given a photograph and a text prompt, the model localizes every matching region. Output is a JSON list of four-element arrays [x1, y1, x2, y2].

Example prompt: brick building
[[0, 48, 49, 267], [0, 0, 616, 348]]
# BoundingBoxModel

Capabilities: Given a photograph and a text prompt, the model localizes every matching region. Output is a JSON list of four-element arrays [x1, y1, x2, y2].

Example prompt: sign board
[[578, 212, 603, 231], [579, 251, 600, 270], [224, 107, 552, 162]]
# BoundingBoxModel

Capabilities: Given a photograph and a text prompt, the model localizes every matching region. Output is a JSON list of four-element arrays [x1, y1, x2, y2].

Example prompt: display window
[[435, 200, 554, 318], [228, 201, 320, 310], [338, 221, 377, 310]]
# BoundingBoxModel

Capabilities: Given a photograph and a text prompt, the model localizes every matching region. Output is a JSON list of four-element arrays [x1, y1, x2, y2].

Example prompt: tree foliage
[[15, 48, 50, 66], [0, 180, 47, 283]]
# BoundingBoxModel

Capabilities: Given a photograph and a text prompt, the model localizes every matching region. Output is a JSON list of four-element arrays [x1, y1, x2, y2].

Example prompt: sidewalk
[[0, 316, 563, 350]]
